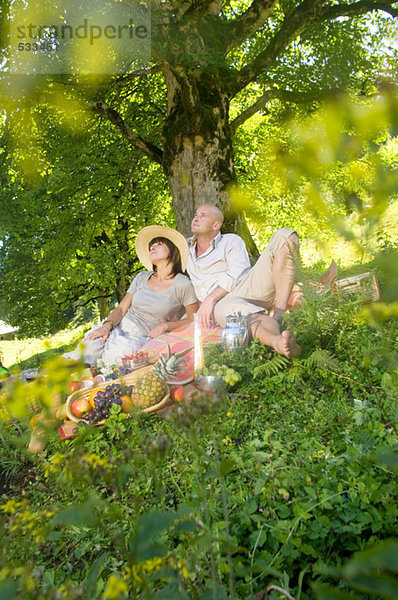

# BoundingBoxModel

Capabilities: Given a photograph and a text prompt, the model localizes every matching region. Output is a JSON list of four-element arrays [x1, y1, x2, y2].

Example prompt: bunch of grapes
[[199, 364, 241, 386], [81, 384, 132, 424]]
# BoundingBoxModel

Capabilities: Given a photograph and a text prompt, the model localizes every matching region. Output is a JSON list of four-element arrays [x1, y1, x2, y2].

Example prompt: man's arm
[[197, 286, 228, 329], [197, 235, 250, 329], [215, 236, 251, 294]]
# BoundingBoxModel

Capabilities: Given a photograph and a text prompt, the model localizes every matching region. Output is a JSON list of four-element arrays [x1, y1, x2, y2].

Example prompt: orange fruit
[[88, 389, 98, 408], [120, 394, 133, 413], [170, 385, 185, 402], [80, 376, 94, 388], [68, 380, 80, 392]]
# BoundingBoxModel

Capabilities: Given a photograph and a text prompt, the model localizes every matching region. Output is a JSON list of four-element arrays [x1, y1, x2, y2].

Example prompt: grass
[[0, 322, 92, 371]]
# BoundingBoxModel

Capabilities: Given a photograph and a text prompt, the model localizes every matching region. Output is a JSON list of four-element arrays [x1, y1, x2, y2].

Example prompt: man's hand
[[148, 323, 169, 339], [197, 296, 216, 329], [86, 324, 112, 345]]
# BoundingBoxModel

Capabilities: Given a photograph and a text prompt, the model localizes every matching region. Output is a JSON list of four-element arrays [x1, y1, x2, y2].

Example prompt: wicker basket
[[66, 364, 172, 424], [335, 271, 380, 302]]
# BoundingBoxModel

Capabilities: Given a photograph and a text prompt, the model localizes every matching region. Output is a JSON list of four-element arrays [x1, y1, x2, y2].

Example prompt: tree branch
[[151, 0, 222, 22], [111, 65, 161, 86], [232, 0, 397, 95], [230, 88, 327, 133], [233, 0, 326, 94], [183, 0, 222, 21], [319, 0, 398, 20], [87, 101, 164, 165], [225, 0, 279, 53]]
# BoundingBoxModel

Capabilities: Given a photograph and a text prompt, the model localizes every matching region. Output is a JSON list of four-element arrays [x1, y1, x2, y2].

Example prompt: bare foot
[[28, 430, 48, 453], [273, 330, 302, 358]]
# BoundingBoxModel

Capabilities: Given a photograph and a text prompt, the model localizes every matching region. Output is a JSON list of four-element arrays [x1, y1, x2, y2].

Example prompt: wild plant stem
[[220, 473, 235, 600], [257, 584, 296, 600], [250, 525, 264, 596], [191, 429, 218, 599]]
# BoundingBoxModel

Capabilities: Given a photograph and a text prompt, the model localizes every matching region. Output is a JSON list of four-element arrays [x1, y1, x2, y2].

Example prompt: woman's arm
[[147, 302, 199, 339], [86, 293, 133, 344]]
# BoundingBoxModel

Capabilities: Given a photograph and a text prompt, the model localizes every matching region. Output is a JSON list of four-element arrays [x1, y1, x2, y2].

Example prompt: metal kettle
[[221, 312, 248, 351]]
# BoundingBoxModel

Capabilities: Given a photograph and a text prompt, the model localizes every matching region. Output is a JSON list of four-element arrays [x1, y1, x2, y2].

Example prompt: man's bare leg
[[246, 233, 302, 358], [247, 312, 301, 358], [270, 233, 300, 321]]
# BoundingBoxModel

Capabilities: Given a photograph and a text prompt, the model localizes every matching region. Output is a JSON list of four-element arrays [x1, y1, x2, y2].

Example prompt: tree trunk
[[98, 296, 110, 320], [162, 68, 258, 259], [115, 217, 134, 302]]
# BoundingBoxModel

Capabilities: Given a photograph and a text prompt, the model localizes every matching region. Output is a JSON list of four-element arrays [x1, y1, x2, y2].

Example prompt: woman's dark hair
[[148, 237, 183, 276]]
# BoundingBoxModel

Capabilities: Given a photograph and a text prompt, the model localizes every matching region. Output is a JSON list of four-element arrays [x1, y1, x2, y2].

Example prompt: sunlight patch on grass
[[0, 322, 93, 370]]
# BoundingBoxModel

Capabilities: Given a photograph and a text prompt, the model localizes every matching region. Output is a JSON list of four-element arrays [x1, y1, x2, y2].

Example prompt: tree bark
[[98, 295, 110, 320], [161, 68, 258, 257], [115, 217, 134, 302]]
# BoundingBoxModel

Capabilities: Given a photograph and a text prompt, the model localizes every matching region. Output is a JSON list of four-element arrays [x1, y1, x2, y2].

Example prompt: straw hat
[[135, 225, 189, 271]]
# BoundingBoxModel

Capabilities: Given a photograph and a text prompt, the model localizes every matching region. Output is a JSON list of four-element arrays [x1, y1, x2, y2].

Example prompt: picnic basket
[[334, 271, 380, 302], [66, 364, 172, 424]]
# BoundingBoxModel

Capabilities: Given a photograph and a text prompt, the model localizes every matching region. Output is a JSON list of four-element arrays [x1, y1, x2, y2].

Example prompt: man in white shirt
[[187, 204, 301, 358]]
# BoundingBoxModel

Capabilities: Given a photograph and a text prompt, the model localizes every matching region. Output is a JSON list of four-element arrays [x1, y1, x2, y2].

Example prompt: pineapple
[[131, 346, 185, 408]]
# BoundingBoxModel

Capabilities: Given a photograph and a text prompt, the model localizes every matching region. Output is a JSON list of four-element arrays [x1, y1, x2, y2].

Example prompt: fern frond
[[303, 349, 339, 371], [286, 362, 305, 382], [252, 355, 289, 379]]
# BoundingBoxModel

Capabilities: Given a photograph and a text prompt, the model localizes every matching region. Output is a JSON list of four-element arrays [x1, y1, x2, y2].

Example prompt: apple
[[71, 397, 91, 418], [170, 385, 185, 402]]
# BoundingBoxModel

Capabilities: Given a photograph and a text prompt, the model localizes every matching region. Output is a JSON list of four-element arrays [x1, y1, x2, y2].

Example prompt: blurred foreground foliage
[[238, 88, 398, 270]]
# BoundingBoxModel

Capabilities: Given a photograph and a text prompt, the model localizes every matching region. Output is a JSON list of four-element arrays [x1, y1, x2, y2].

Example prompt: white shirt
[[187, 232, 251, 302]]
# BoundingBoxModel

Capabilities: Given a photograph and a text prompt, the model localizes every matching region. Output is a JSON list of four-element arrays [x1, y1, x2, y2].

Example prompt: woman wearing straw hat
[[63, 226, 198, 366]]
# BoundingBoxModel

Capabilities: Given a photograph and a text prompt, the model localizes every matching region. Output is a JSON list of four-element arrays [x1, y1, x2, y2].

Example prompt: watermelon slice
[[166, 351, 194, 385]]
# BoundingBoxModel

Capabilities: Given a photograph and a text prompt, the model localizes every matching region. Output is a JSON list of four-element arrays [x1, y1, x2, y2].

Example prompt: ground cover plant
[[0, 280, 397, 600]]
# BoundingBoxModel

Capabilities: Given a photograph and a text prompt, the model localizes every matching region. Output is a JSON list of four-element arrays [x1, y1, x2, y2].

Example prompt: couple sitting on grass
[[64, 204, 301, 366]]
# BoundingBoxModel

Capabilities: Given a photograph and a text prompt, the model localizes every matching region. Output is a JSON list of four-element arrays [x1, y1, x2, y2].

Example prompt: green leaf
[[0, 581, 19, 600], [136, 511, 178, 546], [198, 585, 229, 600], [84, 552, 109, 599], [131, 507, 190, 561], [116, 464, 134, 488], [347, 573, 398, 598], [51, 501, 99, 528], [154, 581, 182, 599], [174, 519, 197, 533], [254, 477, 266, 495], [374, 451, 398, 472], [381, 371, 393, 391], [218, 458, 236, 476], [312, 582, 362, 600], [343, 538, 398, 575]]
